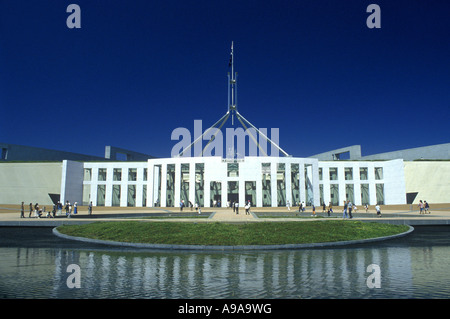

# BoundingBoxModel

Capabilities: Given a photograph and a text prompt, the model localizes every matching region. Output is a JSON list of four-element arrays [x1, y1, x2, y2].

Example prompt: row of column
[[148, 160, 321, 208]]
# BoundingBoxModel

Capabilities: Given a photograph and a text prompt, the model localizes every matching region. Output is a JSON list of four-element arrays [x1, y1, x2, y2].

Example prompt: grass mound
[[56, 220, 410, 246]]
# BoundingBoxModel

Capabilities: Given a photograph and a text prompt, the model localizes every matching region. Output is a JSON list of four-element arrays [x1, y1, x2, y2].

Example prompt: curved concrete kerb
[[52, 225, 414, 251]]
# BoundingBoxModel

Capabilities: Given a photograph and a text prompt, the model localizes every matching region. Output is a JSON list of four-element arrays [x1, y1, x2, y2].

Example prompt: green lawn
[[56, 220, 410, 246]]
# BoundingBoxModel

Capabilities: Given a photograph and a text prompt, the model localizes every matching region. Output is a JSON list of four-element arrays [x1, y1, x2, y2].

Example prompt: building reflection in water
[[9, 247, 412, 299]]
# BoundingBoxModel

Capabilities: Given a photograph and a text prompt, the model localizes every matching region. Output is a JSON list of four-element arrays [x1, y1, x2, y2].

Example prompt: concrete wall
[[60, 160, 84, 205], [404, 161, 450, 204], [0, 162, 62, 206], [0, 143, 105, 162], [362, 143, 450, 161]]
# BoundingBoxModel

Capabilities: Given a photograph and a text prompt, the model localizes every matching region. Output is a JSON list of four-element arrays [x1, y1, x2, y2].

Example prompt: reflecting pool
[[1, 226, 449, 299]]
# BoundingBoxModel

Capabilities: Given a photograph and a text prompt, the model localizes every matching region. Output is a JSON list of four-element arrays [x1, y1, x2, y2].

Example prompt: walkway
[[1, 204, 450, 226], [210, 207, 255, 222]]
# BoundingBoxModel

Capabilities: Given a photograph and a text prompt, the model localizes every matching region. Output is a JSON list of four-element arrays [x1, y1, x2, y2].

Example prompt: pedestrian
[[418, 200, 424, 214], [365, 204, 369, 213], [348, 201, 353, 219], [302, 201, 306, 212], [20, 202, 25, 218], [34, 203, 39, 218], [375, 204, 381, 217], [311, 205, 316, 217], [65, 201, 71, 218], [328, 202, 333, 214], [73, 202, 78, 215], [343, 200, 348, 219], [52, 204, 56, 218], [235, 201, 239, 214], [29, 203, 33, 218], [245, 203, 249, 215], [424, 201, 431, 214], [322, 203, 326, 213], [232, 201, 236, 213], [287, 200, 291, 211], [88, 201, 93, 216]]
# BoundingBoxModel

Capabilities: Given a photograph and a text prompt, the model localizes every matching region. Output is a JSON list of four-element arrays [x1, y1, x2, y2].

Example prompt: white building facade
[[65, 156, 406, 208]]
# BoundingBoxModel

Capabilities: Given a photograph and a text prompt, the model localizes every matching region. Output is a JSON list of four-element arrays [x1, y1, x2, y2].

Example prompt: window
[[262, 163, 271, 207], [329, 168, 338, 180], [113, 168, 122, 181], [330, 184, 339, 206], [227, 163, 239, 177], [376, 184, 384, 204], [98, 168, 107, 181], [346, 184, 354, 203], [127, 185, 136, 207], [345, 168, 353, 180], [1, 148, 8, 160], [128, 168, 137, 181], [97, 185, 105, 206], [375, 167, 383, 180], [360, 167, 368, 180], [112, 185, 121, 206], [83, 168, 92, 181], [318, 168, 323, 181], [143, 168, 147, 181], [361, 184, 369, 205]]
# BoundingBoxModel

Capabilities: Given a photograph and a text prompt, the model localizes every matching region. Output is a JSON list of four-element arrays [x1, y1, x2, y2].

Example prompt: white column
[[311, 161, 320, 206], [338, 165, 346, 206], [271, 161, 277, 207], [189, 162, 196, 206], [147, 163, 155, 207], [160, 164, 167, 207], [299, 162, 306, 204], [174, 162, 181, 207], [285, 162, 292, 206]]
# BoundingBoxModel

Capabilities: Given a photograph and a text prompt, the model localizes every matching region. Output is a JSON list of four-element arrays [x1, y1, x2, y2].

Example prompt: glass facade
[[262, 163, 271, 207]]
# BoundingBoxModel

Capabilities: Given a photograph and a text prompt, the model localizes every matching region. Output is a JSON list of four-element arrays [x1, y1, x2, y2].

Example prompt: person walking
[[348, 201, 353, 219], [424, 201, 431, 214], [73, 202, 78, 215], [88, 201, 93, 216], [29, 203, 33, 218], [375, 204, 381, 217], [311, 205, 316, 217], [20, 202, 25, 218], [418, 200, 424, 214], [235, 201, 239, 214], [343, 200, 348, 219], [34, 203, 39, 218]]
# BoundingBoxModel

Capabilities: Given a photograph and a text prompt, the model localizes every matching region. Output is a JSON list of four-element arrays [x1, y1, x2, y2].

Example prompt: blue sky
[[1, 0, 449, 158]]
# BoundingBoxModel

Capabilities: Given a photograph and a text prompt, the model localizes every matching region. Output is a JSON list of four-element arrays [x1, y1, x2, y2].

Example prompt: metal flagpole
[[177, 41, 290, 158]]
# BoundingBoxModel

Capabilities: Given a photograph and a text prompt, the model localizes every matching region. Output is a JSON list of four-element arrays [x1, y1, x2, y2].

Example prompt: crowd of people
[[19, 201, 93, 218]]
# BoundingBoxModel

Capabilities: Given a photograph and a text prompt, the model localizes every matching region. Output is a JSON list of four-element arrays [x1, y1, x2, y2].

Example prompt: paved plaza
[[1, 204, 450, 226]]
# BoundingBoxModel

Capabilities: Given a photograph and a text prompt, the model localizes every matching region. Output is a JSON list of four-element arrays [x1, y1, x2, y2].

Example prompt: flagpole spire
[[228, 41, 237, 125]]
